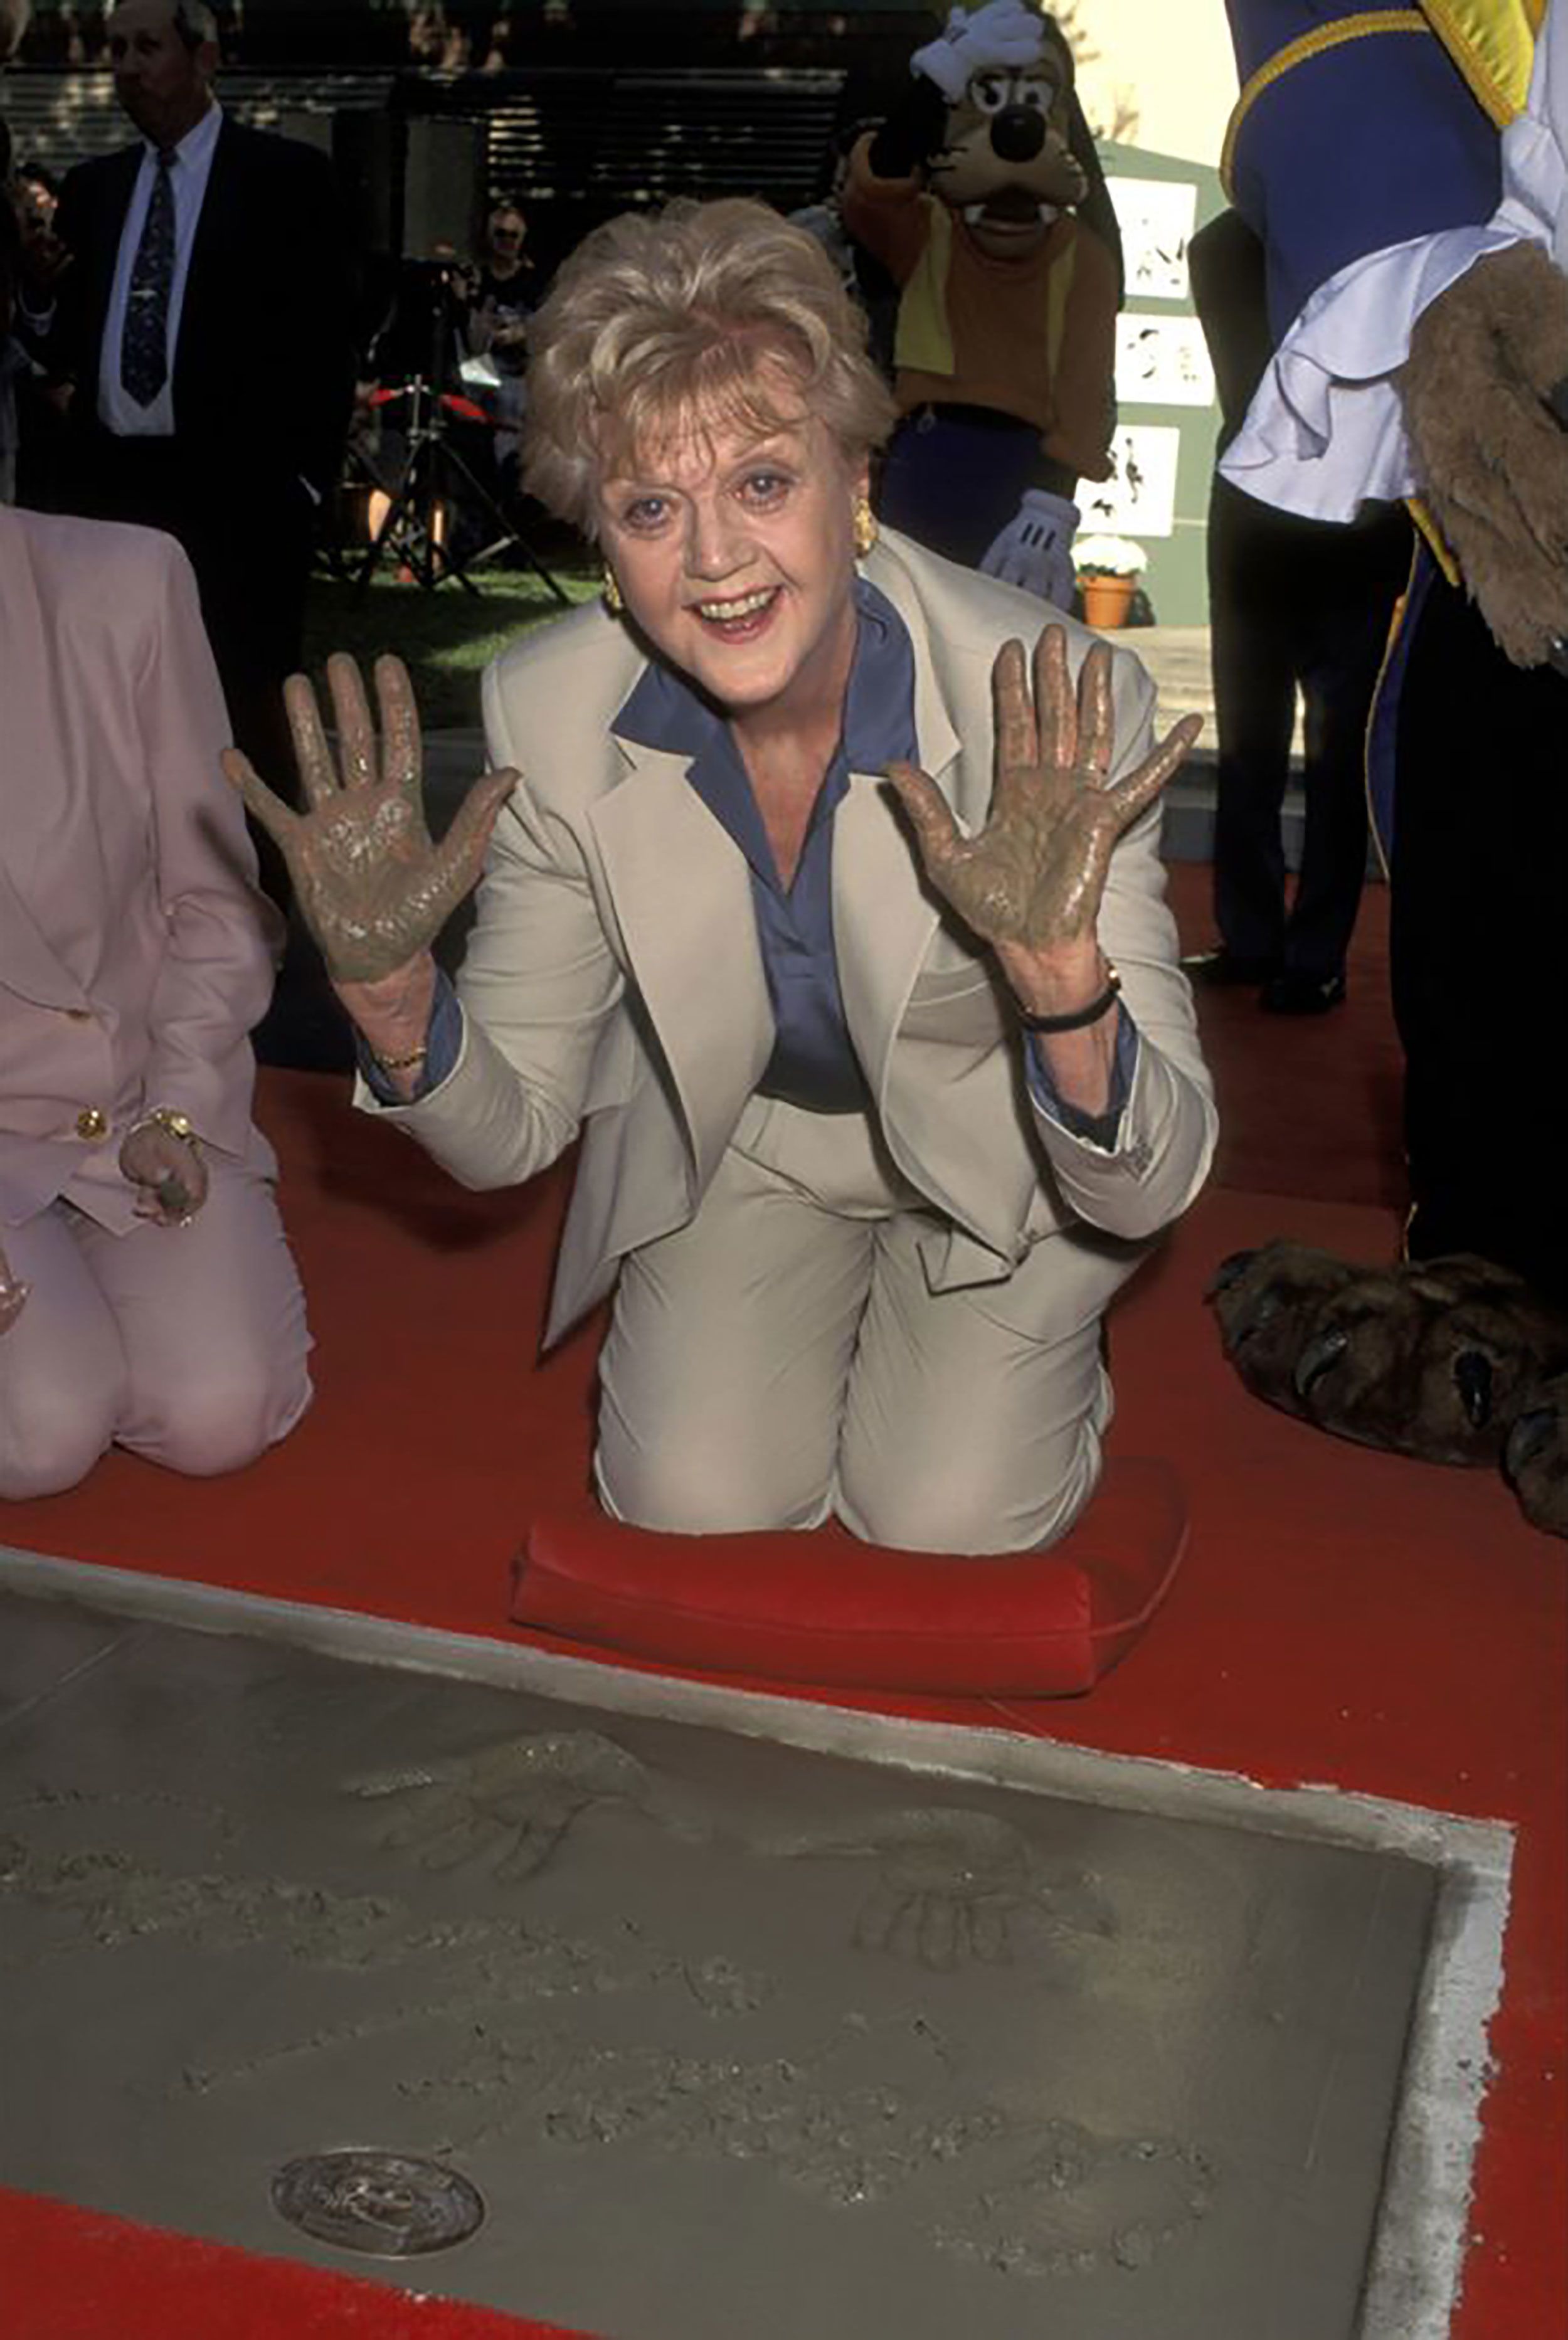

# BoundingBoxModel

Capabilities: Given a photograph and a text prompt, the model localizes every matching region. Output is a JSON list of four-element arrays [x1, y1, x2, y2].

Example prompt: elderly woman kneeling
[[232, 196, 1215, 1554]]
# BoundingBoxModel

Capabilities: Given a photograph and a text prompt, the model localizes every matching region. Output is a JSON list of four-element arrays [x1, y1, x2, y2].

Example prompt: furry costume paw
[[1209, 1242, 1568, 1532], [1400, 241, 1568, 670], [1503, 1367, 1568, 1539]]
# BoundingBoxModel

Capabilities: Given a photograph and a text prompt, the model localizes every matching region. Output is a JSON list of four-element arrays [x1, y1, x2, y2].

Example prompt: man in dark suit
[[39, 0, 357, 780]]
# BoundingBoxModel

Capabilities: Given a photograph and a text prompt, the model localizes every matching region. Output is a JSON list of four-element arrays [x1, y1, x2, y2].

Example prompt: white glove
[[979, 488, 1081, 606], [911, 0, 1047, 102]]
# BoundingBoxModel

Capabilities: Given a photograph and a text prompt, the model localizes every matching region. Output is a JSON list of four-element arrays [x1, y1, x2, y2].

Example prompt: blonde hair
[[522, 198, 897, 535]]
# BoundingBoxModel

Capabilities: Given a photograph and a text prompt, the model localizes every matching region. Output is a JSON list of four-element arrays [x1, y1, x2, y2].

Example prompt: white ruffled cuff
[[1220, 221, 1535, 519]]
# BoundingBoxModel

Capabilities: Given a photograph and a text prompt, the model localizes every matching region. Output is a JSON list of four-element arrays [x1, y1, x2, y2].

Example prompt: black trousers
[[58, 428, 315, 797], [1391, 571, 1568, 1306], [1207, 478, 1411, 979]]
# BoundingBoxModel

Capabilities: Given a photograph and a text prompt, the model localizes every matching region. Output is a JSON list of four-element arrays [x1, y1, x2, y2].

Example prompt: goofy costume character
[[844, 0, 1122, 607]]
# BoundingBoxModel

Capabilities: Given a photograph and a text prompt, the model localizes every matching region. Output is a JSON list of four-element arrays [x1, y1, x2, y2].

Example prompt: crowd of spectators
[[2, 2, 556, 574], [2, 0, 908, 551], [0, 4, 901, 72]]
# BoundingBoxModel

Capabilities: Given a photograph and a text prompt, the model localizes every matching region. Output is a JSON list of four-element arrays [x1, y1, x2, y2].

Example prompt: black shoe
[[1260, 970, 1347, 1015], [1182, 948, 1282, 988]]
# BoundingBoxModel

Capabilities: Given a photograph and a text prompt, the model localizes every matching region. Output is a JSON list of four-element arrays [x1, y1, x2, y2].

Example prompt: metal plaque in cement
[[0, 1589, 1436, 2340]]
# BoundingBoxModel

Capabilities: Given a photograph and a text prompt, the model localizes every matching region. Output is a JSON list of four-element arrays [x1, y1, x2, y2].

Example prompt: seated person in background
[[464, 196, 539, 328], [2, 151, 73, 509], [0, 257, 312, 1491], [229, 197, 1212, 1555], [459, 198, 537, 490], [11, 156, 60, 232]]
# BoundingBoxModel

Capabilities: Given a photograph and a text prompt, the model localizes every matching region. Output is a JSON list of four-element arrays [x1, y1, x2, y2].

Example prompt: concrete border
[[0, 1543, 1513, 2339]]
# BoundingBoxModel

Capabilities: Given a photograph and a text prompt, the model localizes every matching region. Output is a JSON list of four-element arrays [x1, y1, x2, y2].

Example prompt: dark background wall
[[6, 3, 939, 74], [3, 3, 938, 274]]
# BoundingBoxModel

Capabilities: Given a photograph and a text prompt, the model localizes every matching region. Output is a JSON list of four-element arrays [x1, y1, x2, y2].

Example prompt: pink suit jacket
[[0, 507, 280, 1234]]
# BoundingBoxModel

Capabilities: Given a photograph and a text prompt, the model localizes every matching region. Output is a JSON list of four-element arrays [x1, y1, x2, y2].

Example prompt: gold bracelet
[[373, 1045, 429, 1072]]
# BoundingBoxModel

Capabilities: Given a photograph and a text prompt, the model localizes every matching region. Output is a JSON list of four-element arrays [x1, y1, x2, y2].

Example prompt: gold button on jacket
[[75, 1107, 109, 1142]]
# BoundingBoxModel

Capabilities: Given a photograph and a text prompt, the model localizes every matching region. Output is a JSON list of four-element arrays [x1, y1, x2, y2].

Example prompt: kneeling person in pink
[[0, 503, 312, 1496]]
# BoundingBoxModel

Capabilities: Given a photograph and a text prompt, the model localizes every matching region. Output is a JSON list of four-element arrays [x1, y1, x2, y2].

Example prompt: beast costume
[[1210, 0, 1568, 1535]]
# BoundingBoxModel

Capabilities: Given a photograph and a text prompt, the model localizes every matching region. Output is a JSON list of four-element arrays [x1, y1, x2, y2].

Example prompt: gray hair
[[174, 2, 220, 46], [107, 1, 220, 49], [0, 0, 31, 65], [522, 196, 897, 536]]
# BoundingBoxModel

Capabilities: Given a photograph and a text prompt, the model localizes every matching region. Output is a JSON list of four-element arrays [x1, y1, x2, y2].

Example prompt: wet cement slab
[[0, 1587, 1437, 2340]]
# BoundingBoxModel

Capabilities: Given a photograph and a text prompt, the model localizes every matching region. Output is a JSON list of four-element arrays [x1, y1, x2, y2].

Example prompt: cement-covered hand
[[221, 652, 519, 985], [980, 487, 1081, 606], [118, 1117, 210, 1228], [1401, 241, 1568, 671], [1505, 1370, 1568, 1540], [885, 625, 1200, 966]]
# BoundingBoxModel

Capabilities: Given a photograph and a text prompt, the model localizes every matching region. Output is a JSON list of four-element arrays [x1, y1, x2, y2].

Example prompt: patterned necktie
[[120, 147, 176, 406]]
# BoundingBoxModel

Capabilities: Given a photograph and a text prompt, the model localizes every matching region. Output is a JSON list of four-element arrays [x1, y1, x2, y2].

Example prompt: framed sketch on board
[[1104, 176, 1197, 302], [1081, 425, 1181, 539], [1115, 313, 1216, 408]]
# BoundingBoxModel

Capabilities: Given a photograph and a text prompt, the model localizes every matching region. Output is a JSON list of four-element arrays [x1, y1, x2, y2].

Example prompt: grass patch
[[302, 563, 601, 730]]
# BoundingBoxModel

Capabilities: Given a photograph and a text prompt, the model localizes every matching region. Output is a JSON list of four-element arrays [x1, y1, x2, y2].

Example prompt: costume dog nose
[[990, 107, 1047, 165]]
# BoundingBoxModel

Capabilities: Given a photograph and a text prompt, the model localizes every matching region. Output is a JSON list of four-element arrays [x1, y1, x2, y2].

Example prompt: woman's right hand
[[221, 652, 519, 987]]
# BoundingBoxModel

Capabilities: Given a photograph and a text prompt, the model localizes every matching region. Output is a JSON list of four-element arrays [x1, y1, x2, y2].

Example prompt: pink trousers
[[0, 1158, 312, 1500]]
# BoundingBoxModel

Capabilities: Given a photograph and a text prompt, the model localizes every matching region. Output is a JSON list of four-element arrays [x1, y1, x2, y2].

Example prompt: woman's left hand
[[885, 625, 1201, 990], [119, 1120, 210, 1228]]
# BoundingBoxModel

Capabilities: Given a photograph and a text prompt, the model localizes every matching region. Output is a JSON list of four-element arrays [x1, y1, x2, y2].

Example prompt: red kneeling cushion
[[510, 1458, 1187, 1696]]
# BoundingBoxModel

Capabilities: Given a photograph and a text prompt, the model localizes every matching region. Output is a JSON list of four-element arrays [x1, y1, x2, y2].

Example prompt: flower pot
[[1080, 572, 1138, 630]]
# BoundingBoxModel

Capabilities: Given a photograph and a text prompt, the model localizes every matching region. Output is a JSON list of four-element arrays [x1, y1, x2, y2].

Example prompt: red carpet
[[1169, 859, 1408, 1210], [1, 864, 1562, 2339], [0, 2192, 577, 2340]]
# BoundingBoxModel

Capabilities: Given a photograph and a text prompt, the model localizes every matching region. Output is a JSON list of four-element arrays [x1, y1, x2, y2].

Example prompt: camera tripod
[[352, 369, 571, 602]]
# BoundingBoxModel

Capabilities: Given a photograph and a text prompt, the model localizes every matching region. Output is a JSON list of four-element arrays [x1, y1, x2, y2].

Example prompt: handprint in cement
[[765, 1806, 1116, 1973], [345, 1729, 673, 1885]]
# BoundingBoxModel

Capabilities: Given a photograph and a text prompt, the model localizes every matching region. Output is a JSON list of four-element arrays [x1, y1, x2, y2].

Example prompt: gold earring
[[601, 566, 623, 614], [852, 495, 877, 558]]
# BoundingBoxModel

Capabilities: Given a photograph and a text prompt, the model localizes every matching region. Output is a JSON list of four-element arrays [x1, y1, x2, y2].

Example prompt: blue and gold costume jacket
[[1222, 1, 1544, 336]]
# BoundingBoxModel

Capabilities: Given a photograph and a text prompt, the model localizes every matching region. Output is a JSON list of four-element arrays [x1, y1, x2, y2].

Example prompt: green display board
[[1090, 140, 1227, 627]]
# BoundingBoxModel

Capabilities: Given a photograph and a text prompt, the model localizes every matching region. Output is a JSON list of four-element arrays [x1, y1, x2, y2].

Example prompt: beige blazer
[[361, 529, 1216, 1345], [0, 509, 280, 1233]]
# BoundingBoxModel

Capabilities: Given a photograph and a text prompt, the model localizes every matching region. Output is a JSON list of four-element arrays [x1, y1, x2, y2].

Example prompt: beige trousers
[[595, 1094, 1126, 1554], [0, 1157, 312, 1500]]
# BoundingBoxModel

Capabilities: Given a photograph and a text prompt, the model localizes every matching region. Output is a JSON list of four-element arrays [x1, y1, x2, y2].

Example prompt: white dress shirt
[[1221, 1, 1567, 519], [98, 99, 224, 437]]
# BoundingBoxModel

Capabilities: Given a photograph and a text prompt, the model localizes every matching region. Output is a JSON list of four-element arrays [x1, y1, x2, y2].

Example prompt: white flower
[[1074, 533, 1147, 578]]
